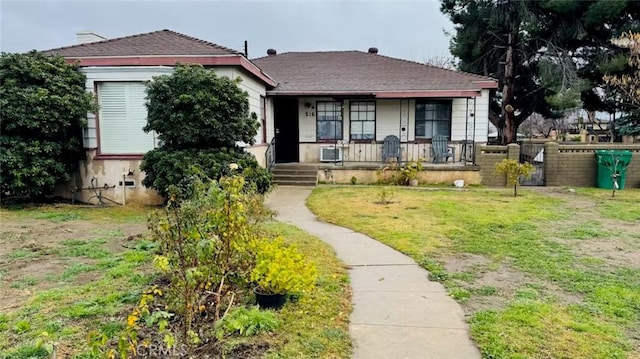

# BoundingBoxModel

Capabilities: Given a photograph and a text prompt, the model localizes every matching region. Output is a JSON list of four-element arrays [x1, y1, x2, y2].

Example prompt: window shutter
[[98, 82, 154, 154]]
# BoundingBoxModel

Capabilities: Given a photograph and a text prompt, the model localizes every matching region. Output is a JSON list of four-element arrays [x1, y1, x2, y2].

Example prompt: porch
[[269, 95, 490, 166]]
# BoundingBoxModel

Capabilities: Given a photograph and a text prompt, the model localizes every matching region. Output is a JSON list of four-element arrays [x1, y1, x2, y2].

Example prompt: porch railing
[[328, 141, 475, 165], [265, 137, 276, 170]]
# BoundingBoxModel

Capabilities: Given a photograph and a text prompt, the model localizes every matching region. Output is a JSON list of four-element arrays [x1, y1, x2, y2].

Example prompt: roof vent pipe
[[267, 48, 277, 56], [368, 47, 378, 54]]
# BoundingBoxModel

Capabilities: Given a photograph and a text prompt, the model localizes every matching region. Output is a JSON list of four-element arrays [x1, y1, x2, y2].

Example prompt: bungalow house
[[43, 29, 497, 204], [252, 50, 497, 167]]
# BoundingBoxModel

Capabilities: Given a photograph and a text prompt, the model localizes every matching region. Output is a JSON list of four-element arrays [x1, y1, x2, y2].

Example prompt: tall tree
[[441, 0, 640, 144], [605, 32, 640, 136], [442, 0, 564, 144]]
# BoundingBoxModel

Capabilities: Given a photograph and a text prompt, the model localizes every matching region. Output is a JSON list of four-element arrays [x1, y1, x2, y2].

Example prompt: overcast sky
[[0, 0, 454, 61]]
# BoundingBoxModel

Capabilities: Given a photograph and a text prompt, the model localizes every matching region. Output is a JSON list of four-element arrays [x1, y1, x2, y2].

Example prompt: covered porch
[[267, 95, 489, 168]]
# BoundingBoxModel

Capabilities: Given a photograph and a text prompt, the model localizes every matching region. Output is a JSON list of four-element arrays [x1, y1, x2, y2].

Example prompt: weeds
[[215, 307, 278, 338]]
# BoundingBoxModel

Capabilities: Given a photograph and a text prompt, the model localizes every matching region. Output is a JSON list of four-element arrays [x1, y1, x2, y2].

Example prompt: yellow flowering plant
[[250, 237, 317, 295]]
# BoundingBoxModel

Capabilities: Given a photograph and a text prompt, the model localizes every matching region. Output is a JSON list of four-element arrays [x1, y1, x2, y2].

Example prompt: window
[[350, 101, 375, 140], [415, 100, 452, 139], [98, 82, 155, 154], [316, 101, 343, 141]]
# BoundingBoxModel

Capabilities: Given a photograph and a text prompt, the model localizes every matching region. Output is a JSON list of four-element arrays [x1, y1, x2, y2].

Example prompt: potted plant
[[250, 237, 317, 309], [401, 159, 424, 186]]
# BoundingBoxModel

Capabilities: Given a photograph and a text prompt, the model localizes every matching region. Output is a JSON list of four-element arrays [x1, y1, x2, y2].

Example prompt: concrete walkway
[[266, 186, 481, 359]]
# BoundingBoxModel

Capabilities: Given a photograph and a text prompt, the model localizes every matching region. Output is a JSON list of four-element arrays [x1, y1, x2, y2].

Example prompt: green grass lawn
[[307, 186, 640, 359], [0, 205, 351, 359]]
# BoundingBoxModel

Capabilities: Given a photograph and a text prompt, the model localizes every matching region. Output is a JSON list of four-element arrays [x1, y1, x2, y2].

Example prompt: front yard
[[308, 186, 640, 359], [0, 204, 351, 358]]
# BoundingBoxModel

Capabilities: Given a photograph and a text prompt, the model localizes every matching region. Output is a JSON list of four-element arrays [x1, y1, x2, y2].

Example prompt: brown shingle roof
[[252, 51, 497, 94], [43, 29, 241, 57]]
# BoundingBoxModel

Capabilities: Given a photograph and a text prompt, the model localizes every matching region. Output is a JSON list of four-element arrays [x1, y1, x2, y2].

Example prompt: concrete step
[[273, 163, 319, 169], [272, 169, 318, 176], [273, 179, 317, 186], [271, 164, 318, 186], [273, 175, 317, 185], [273, 173, 318, 180]]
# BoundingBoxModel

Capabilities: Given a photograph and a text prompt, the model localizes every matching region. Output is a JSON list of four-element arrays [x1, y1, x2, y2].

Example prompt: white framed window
[[316, 101, 343, 141], [415, 100, 452, 139], [97, 82, 155, 154], [350, 101, 375, 140]]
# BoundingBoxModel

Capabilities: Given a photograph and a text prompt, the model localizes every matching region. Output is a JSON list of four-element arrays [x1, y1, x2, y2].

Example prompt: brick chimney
[[76, 31, 106, 44]]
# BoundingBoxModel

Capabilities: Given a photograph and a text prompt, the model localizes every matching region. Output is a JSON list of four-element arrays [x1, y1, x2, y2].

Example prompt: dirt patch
[[444, 253, 490, 273], [528, 187, 640, 269], [568, 237, 640, 269], [443, 253, 584, 314], [0, 215, 146, 311]]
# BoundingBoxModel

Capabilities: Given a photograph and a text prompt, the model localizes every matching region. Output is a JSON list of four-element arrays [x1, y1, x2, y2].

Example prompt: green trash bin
[[595, 150, 633, 189]]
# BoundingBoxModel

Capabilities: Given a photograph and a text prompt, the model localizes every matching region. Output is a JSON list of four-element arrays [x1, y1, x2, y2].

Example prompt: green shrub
[[140, 64, 272, 199], [5, 344, 49, 359], [0, 52, 94, 198], [140, 147, 272, 198], [399, 159, 424, 184], [251, 237, 317, 295]]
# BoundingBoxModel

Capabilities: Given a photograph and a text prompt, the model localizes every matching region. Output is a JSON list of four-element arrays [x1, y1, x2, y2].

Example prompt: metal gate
[[519, 142, 544, 186]]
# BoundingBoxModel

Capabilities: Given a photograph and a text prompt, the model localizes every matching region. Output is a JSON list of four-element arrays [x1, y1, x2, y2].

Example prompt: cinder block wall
[[545, 143, 640, 188], [477, 144, 520, 186]]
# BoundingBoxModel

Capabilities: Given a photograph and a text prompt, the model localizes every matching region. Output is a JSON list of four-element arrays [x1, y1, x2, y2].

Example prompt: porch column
[[544, 142, 560, 186], [507, 143, 520, 161]]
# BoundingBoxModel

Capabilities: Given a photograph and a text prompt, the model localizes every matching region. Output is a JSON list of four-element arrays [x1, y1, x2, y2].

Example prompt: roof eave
[[267, 89, 484, 98], [472, 80, 499, 89], [62, 55, 277, 87]]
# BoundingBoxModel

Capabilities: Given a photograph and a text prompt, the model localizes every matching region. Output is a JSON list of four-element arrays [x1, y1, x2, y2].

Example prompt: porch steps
[[271, 164, 318, 186]]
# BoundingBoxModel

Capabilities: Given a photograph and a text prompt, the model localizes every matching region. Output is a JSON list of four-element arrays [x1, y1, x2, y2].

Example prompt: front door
[[273, 98, 299, 163]]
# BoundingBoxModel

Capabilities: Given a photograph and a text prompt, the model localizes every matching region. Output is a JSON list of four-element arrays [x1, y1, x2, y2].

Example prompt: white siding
[[83, 116, 97, 148], [98, 82, 155, 154], [265, 97, 275, 143], [376, 100, 404, 141], [451, 98, 469, 141], [450, 90, 490, 142]]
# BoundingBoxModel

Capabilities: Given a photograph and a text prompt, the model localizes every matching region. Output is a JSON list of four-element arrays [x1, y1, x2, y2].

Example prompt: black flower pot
[[254, 288, 287, 310]]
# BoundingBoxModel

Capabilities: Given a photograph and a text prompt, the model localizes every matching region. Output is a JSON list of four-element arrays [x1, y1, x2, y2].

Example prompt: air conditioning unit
[[320, 147, 342, 162]]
